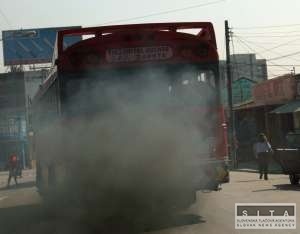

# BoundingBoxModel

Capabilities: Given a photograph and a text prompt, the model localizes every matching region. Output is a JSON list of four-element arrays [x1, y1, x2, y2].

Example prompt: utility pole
[[225, 20, 236, 168], [292, 66, 296, 76]]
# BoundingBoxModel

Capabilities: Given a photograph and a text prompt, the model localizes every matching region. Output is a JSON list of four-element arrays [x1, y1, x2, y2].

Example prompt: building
[[0, 70, 46, 169], [0, 27, 82, 169], [231, 54, 267, 83], [220, 53, 268, 106], [232, 77, 257, 104], [220, 54, 268, 83], [234, 73, 299, 162]]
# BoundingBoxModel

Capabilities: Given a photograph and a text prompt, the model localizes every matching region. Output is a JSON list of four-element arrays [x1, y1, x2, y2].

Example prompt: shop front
[[234, 74, 297, 162], [270, 76, 300, 146]]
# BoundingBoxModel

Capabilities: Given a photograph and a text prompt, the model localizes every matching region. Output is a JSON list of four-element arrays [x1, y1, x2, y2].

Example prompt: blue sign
[[2, 26, 82, 65]]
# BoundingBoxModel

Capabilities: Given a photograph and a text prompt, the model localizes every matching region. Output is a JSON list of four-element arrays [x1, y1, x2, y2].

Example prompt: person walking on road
[[7, 154, 18, 188], [253, 133, 273, 180]]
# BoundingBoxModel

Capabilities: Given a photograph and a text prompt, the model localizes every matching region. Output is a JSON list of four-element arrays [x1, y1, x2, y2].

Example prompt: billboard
[[2, 26, 82, 65]]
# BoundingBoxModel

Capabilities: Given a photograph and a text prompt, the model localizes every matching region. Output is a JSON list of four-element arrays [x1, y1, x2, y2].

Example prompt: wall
[[253, 74, 296, 105], [230, 54, 267, 82], [24, 70, 46, 107], [232, 78, 256, 104]]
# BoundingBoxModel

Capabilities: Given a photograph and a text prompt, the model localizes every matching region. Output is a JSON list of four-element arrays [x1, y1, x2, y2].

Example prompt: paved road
[[151, 172, 300, 234], [0, 170, 299, 234]]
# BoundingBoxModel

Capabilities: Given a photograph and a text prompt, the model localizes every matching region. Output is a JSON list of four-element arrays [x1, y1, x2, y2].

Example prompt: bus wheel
[[289, 174, 299, 185]]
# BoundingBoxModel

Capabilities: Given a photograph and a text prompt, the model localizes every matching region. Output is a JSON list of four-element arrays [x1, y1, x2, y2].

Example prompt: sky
[[1, 0, 300, 77]]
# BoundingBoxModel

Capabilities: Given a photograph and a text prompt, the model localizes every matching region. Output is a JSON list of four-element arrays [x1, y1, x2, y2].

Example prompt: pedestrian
[[253, 133, 273, 180], [7, 153, 18, 188]]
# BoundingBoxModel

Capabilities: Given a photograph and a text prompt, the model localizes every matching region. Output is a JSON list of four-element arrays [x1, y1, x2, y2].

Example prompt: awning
[[270, 100, 300, 114]]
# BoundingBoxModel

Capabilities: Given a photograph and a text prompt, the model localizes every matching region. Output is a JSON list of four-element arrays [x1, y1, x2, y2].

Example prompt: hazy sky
[[1, 0, 300, 76]]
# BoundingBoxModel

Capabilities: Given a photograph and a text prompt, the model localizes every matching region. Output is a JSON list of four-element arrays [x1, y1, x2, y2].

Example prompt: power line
[[236, 37, 292, 73], [234, 23, 300, 30], [232, 35, 300, 63], [268, 50, 300, 61], [221, 62, 288, 78], [233, 30, 300, 35], [268, 64, 300, 67], [232, 26, 300, 66], [230, 62, 300, 67], [234, 33, 300, 38], [99, 0, 226, 25], [233, 35, 291, 75], [255, 38, 300, 54], [232, 40, 300, 46], [0, 7, 12, 28], [231, 33, 242, 80], [232, 38, 279, 78]]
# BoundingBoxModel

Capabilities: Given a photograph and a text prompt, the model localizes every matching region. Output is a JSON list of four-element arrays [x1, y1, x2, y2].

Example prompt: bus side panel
[[33, 77, 61, 194]]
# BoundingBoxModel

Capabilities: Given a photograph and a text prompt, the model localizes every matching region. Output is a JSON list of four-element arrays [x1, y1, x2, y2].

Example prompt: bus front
[[54, 23, 229, 210]]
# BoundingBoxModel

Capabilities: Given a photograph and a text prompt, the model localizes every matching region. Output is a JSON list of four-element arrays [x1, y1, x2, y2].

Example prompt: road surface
[[0, 170, 299, 234]]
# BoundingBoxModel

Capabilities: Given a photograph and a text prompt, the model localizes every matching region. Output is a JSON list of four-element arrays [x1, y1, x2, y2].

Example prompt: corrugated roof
[[270, 99, 300, 114]]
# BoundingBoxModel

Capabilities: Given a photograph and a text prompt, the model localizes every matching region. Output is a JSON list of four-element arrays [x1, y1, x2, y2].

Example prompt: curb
[[231, 169, 284, 174]]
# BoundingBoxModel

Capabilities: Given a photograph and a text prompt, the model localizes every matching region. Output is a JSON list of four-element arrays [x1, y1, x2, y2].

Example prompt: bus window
[[64, 68, 172, 116], [171, 69, 216, 107]]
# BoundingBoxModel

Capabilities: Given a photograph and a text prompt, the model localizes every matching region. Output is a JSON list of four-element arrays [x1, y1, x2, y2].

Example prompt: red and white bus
[[31, 22, 229, 211]]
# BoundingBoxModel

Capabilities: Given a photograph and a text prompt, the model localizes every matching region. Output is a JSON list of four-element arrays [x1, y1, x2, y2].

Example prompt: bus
[[31, 22, 229, 214]]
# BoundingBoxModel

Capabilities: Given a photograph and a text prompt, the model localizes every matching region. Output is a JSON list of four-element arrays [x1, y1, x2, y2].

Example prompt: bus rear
[[33, 22, 229, 215]]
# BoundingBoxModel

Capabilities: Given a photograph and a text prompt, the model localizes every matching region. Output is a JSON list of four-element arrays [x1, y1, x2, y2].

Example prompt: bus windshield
[[64, 64, 218, 116]]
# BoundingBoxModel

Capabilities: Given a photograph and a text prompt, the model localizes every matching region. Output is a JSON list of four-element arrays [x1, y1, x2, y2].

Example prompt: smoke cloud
[[35, 67, 217, 232]]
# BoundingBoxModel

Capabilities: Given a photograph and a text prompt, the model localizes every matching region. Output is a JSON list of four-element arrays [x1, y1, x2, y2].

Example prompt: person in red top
[[7, 154, 18, 187]]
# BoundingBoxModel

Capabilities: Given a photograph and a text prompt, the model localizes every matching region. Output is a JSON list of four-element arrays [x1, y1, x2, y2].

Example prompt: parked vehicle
[[274, 131, 300, 185]]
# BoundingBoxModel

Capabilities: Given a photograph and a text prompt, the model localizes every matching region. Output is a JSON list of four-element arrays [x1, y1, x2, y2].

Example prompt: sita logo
[[235, 203, 296, 230], [241, 209, 291, 216]]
